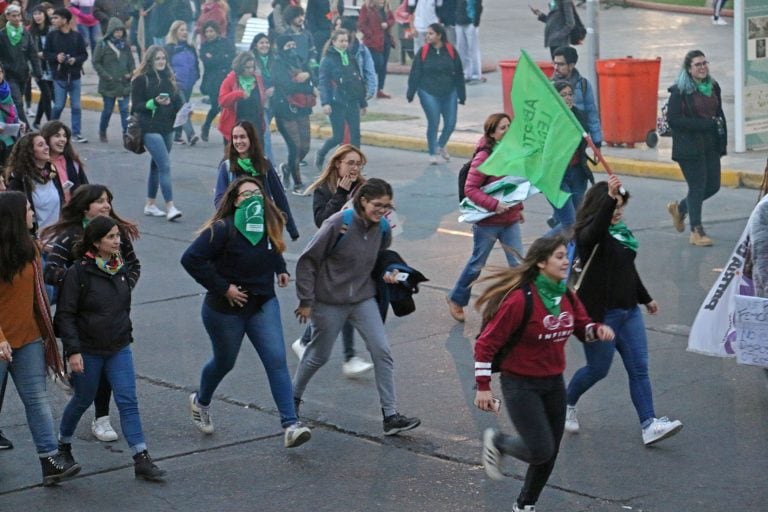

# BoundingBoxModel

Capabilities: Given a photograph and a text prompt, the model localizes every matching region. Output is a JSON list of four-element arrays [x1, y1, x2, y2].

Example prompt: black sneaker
[[0, 429, 13, 450], [58, 442, 75, 466], [294, 396, 303, 417], [40, 452, 81, 486], [383, 412, 421, 436], [133, 450, 166, 482]]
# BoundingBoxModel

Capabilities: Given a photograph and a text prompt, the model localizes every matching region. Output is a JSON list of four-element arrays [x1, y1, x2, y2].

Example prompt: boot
[[201, 124, 210, 142], [666, 201, 685, 233], [58, 442, 75, 466], [99, 132, 108, 143], [133, 450, 166, 481], [40, 451, 81, 486], [689, 225, 713, 247]]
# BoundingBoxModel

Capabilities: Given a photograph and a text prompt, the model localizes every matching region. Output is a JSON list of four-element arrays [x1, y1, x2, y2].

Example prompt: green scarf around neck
[[696, 77, 713, 97], [259, 55, 271, 78], [237, 157, 259, 177], [336, 47, 349, 66], [238, 74, 256, 95], [234, 194, 265, 245], [534, 273, 567, 316], [6, 23, 22, 46], [608, 220, 639, 252]]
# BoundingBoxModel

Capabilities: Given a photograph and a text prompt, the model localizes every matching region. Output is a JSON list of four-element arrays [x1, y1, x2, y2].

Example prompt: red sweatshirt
[[474, 283, 600, 391]]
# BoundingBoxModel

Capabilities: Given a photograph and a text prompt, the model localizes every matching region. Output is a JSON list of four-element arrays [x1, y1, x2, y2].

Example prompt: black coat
[[130, 72, 183, 134], [200, 36, 235, 97], [55, 258, 133, 357], [668, 82, 727, 161]]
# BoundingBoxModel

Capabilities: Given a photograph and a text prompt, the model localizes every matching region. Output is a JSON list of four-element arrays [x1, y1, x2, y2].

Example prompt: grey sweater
[[296, 209, 390, 308]]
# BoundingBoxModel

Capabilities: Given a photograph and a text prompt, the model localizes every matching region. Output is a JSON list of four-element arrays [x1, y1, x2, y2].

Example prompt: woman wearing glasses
[[291, 145, 374, 377], [666, 50, 726, 247], [181, 176, 311, 448], [293, 178, 421, 435]]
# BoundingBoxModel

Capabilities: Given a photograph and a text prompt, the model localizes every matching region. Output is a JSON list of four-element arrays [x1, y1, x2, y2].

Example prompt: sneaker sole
[[383, 419, 421, 436], [144, 211, 166, 217], [644, 423, 683, 446], [482, 428, 505, 480], [93, 431, 119, 442], [285, 430, 311, 448], [343, 364, 374, 378], [43, 463, 81, 486], [167, 213, 182, 222], [135, 470, 167, 482], [564, 422, 580, 434]]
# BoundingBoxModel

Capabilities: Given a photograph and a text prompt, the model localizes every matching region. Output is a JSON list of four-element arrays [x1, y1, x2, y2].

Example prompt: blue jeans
[[99, 96, 129, 134], [566, 306, 656, 425], [417, 89, 458, 156], [545, 165, 589, 237], [370, 47, 390, 90], [52, 79, 82, 136], [449, 222, 522, 307], [318, 103, 361, 165], [59, 346, 147, 453], [77, 23, 101, 55], [263, 108, 274, 163], [143, 132, 174, 202], [198, 298, 297, 428], [0, 340, 58, 456]]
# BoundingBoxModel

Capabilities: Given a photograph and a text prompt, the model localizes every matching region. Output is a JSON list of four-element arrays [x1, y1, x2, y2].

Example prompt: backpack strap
[[445, 42, 456, 60], [420, 44, 429, 62], [332, 208, 390, 252], [490, 283, 533, 372], [421, 43, 456, 61]]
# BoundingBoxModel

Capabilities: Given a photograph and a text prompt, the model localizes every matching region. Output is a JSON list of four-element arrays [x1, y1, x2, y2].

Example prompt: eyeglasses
[[369, 201, 394, 212], [238, 190, 262, 199], [342, 160, 364, 168], [553, 61, 569, 67], [692, 61, 709, 68]]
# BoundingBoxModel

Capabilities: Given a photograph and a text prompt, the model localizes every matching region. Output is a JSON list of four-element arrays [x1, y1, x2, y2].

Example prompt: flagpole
[[583, 133, 626, 194]]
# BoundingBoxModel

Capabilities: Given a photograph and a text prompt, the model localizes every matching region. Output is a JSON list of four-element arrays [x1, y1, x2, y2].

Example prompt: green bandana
[[238, 74, 255, 95], [608, 220, 639, 252], [94, 252, 125, 275], [259, 55, 271, 79], [696, 78, 713, 97], [534, 273, 567, 316], [234, 195, 265, 246], [237, 158, 259, 177], [82, 217, 91, 228], [6, 23, 22, 46], [337, 47, 349, 66]]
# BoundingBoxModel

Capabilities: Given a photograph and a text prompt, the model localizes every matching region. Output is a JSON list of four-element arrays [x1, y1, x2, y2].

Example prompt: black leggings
[[202, 88, 220, 135], [34, 79, 53, 126], [276, 115, 311, 188], [676, 148, 721, 229], [496, 374, 566, 508], [94, 369, 112, 418], [318, 103, 361, 165]]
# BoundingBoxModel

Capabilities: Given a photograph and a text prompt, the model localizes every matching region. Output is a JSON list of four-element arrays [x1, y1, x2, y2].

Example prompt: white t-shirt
[[412, 0, 442, 33], [32, 180, 61, 231]]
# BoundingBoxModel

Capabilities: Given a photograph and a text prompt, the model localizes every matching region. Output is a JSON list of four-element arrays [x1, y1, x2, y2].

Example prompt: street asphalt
[[1, 2, 766, 511]]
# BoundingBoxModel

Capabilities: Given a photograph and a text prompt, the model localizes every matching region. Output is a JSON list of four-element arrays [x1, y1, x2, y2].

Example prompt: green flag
[[480, 50, 585, 208]]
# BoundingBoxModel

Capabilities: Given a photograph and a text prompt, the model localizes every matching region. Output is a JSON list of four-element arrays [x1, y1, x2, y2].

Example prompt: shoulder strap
[[491, 283, 533, 371], [445, 43, 456, 60], [420, 44, 429, 61], [332, 209, 390, 251]]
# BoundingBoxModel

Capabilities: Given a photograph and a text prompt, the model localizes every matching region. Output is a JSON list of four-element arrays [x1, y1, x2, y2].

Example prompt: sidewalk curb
[[623, 1, 733, 18], [43, 91, 758, 189]]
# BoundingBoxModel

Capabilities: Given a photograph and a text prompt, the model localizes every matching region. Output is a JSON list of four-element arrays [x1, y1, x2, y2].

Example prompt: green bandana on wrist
[[696, 78, 713, 97], [608, 220, 639, 252], [237, 157, 259, 177], [234, 195, 265, 246], [534, 273, 567, 316]]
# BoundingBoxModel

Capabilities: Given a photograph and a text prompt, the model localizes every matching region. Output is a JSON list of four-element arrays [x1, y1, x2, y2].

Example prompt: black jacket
[[312, 181, 360, 228], [455, 0, 482, 26], [271, 52, 316, 119], [574, 193, 652, 322], [200, 36, 235, 97], [407, 43, 466, 103], [43, 29, 88, 82], [0, 27, 42, 83], [55, 258, 134, 357], [130, 72, 183, 134], [668, 82, 727, 161]]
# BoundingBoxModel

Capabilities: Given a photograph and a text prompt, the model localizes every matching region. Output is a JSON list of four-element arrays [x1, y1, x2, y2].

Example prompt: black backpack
[[570, 6, 587, 45], [458, 143, 492, 202]]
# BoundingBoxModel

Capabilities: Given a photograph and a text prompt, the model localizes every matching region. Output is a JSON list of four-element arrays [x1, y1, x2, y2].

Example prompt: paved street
[[0, 105, 766, 511]]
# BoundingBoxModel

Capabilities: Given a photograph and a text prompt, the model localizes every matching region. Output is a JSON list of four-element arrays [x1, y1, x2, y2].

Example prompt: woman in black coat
[[199, 20, 235, 142], [665, 49, 726, 247]]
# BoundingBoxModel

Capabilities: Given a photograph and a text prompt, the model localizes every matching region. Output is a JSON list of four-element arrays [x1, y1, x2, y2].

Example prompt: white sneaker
[[91, 416, 119, 442], [564, 405, 580, 434], [429, 155, 439, 165], [438, 146, 451, 162], [342, 356, 374, 378], [482, 428, 505, 480], [292, 338, 306, 360], [284, 422, 311, 448], [144, 204, 166, 217], [189, 393, 214, 434], [642, 416, 683, 446], [512, 504, 536, 512], [712, 16, 727, 26], [166, 206, 182, 221]]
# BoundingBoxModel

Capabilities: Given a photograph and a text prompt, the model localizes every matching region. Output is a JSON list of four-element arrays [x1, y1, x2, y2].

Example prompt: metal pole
[[583, 0, 599, 110]]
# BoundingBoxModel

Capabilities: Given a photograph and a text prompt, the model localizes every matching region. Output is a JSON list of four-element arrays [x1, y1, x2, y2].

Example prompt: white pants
[[456, 24, 482, 80]]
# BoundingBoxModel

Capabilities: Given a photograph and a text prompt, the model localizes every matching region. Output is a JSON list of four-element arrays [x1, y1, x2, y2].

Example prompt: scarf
[[6, 23, 22, 46], [238, 74, 255, 95], [31, 256, 65, 378], [696, 77, 713, 97], [258, 55, 271, 79], [336, 47, 349, 66], [608, 220, 639, 252], [88, 250, 125, 275], [109, 34, 126, 50], [237, 157, 259, 177], [534, 273, 567, 316], [0, 79, 12, 105], [234, 195, 265, 245]]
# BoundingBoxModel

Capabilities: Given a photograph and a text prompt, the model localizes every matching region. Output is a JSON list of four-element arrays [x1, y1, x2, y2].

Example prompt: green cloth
[[238, 75, 255, 95], [336, 47, 349, 66], [696, 78, 713, 97], [5, 24, 22, 46], [534, 273, 567, 316], [479, 51, 584, 208], [237, 158, 259, 177], [259, 55, 271, 79], [234, 195, 265, 246], [82, 217, 90, 228], [145, 98, 156, 112], [608, 220, 639, 252]]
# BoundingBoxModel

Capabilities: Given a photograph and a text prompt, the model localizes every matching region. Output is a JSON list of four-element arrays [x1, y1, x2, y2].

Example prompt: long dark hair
[[75, 216, 118, 259], [41, 120, 84, 171], [29, 5, 51, 37], [3, 132, 52, 192], [0, 191, 37, 282], [227, 121, 267, 175], [475, 235, 570, 325], [428, 22, 447, 45], [352, 177, 392, 218], [198, 176, 286, 253], [40, 184, 139, 242], [573, 181, 630, 235]]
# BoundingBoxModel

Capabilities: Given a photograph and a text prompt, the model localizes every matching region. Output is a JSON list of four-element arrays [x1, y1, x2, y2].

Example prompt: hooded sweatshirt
[[93, 17, 135, 98]]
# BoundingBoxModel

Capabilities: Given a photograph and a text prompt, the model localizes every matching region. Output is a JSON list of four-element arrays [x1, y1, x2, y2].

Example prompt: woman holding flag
[[446, 112, 523, 323]]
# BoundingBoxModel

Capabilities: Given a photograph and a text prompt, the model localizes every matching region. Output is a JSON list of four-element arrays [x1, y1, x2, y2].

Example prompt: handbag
[[570, 243, 598, 291], [123, 114, 145, 155], [569, 6, 587, 45], [287, 92, 316, 109]]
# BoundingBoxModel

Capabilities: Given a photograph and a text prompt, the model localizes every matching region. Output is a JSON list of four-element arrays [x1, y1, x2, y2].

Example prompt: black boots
[[133, 450, 166, 482], [40, 449, 81, 486]]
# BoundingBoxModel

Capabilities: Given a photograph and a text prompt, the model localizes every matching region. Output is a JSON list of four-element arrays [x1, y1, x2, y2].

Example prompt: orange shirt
[[0, 262, 42, 349]]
